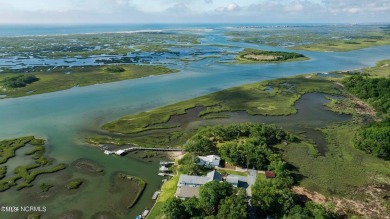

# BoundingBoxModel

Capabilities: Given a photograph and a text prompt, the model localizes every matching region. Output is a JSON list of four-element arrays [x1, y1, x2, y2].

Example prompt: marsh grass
[[0, 65, 178, 98], [281, 123, 390, 198], [0, 137, 66, 192], [102, 75, 339, 135]]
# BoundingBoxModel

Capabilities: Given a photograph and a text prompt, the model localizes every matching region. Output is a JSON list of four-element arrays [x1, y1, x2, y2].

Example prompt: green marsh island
[[0, 136, 66, 192], [235, 48, 308, 63]]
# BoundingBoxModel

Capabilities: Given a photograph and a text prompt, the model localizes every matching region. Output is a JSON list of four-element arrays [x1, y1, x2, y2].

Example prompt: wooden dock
[[152, 191, 161, 200], [158, 173, 175, 177], [142, 210, 149, 218], [104, 147, 183, 156], [160, 161, 175, 166]]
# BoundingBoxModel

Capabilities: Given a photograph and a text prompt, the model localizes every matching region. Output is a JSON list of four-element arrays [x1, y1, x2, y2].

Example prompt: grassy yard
[[0, 65, 178, 98], [147, 175, 179, 219]]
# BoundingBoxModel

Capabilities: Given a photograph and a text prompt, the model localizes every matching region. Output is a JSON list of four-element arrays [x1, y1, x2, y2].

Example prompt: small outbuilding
[[265, 171, 276, 179]]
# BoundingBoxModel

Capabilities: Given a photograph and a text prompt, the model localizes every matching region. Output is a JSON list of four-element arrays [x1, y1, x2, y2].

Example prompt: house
[[175, 187, 200, 199], [177, 170, 222, 187], [225, 175, 239, 187], [265, 171, 276, 179], [197, 155, 221, 168], [177, 175, 211, 188], [175, 170, 223, 199], [225, 175, 249, 188]]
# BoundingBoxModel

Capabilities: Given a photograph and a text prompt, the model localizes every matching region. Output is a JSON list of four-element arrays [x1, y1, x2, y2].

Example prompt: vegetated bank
[[110, 172, 147, 209], [234, 48, 308, 63], [0, 136, 66, 192], [0, 64, 178, 98]]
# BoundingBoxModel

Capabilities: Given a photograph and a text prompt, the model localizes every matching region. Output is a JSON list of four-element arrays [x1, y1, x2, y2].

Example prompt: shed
[[265, 171, 276, 178]]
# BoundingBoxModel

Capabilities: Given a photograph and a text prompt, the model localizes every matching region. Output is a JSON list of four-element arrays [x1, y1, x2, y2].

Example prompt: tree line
[[2, 75, 39, 88], [343, 75, 390, 159], [184, 123, 298, 169]]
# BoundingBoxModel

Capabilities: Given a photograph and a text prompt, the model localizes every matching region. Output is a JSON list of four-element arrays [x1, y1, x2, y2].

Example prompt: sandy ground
[[167, 151, 185, 161], [292, 186, 390, 219], [243, 54, 281, 61]]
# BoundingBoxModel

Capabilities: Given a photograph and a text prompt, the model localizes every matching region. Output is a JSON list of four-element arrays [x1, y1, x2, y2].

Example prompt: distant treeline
[[343, 75, 390, 159], [2, 75, 39, 88]]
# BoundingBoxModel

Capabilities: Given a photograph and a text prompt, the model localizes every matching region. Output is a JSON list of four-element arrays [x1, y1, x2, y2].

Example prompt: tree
[[2, 75, 39, 88], [284, 202, 332, 219], [251, 178, 294, 217], [182, 197, 202, 217], [355, 121, 390, 160], [217, 189, 248, 219], [184, 135, 215, 155], [199, 181, 233, 215], [162, 198, 187, 219]]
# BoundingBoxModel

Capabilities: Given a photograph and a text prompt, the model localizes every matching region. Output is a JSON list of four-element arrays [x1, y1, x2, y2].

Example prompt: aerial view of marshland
[[1, 1, 390, 219]]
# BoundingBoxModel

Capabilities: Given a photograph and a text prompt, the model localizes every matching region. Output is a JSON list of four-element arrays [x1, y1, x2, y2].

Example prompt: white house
[[197, 155, 221, 168]]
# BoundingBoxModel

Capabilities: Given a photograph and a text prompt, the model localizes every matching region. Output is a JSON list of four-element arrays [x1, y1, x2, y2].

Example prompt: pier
[[152, 191, 161, 200], [103, 147, 183, 156]]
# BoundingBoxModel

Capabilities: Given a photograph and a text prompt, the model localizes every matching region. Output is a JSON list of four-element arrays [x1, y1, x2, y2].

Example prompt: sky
[[0, 0, 389, 24]]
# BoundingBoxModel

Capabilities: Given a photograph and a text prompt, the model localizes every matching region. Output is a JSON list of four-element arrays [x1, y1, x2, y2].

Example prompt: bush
[[105, 66, 126, 73], [2, 75, 39, 88]]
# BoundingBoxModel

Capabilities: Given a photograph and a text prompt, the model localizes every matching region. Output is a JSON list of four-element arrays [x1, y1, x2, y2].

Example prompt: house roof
[[175, 186, 200, 198], [177, 170, 223, 187], [226, 175, 239, 185], [198, 155, 221, 166], [206, 170, 223, 181], [178, 174, 211, 186]]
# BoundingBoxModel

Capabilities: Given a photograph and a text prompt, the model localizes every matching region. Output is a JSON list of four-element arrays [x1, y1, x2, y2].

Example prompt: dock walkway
[[104, 147, 183, 156]]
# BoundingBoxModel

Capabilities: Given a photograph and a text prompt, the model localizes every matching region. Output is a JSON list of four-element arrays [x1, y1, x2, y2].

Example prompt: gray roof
[[178, 174, 211, 187], [175, 186, 200, 198], [226, 175, 239, 185], [177, 171, 223, 187], [206, 170, 223, 181]]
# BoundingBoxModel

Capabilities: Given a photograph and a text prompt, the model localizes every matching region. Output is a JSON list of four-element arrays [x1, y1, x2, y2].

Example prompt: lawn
[[147, 175, 179, 219]]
